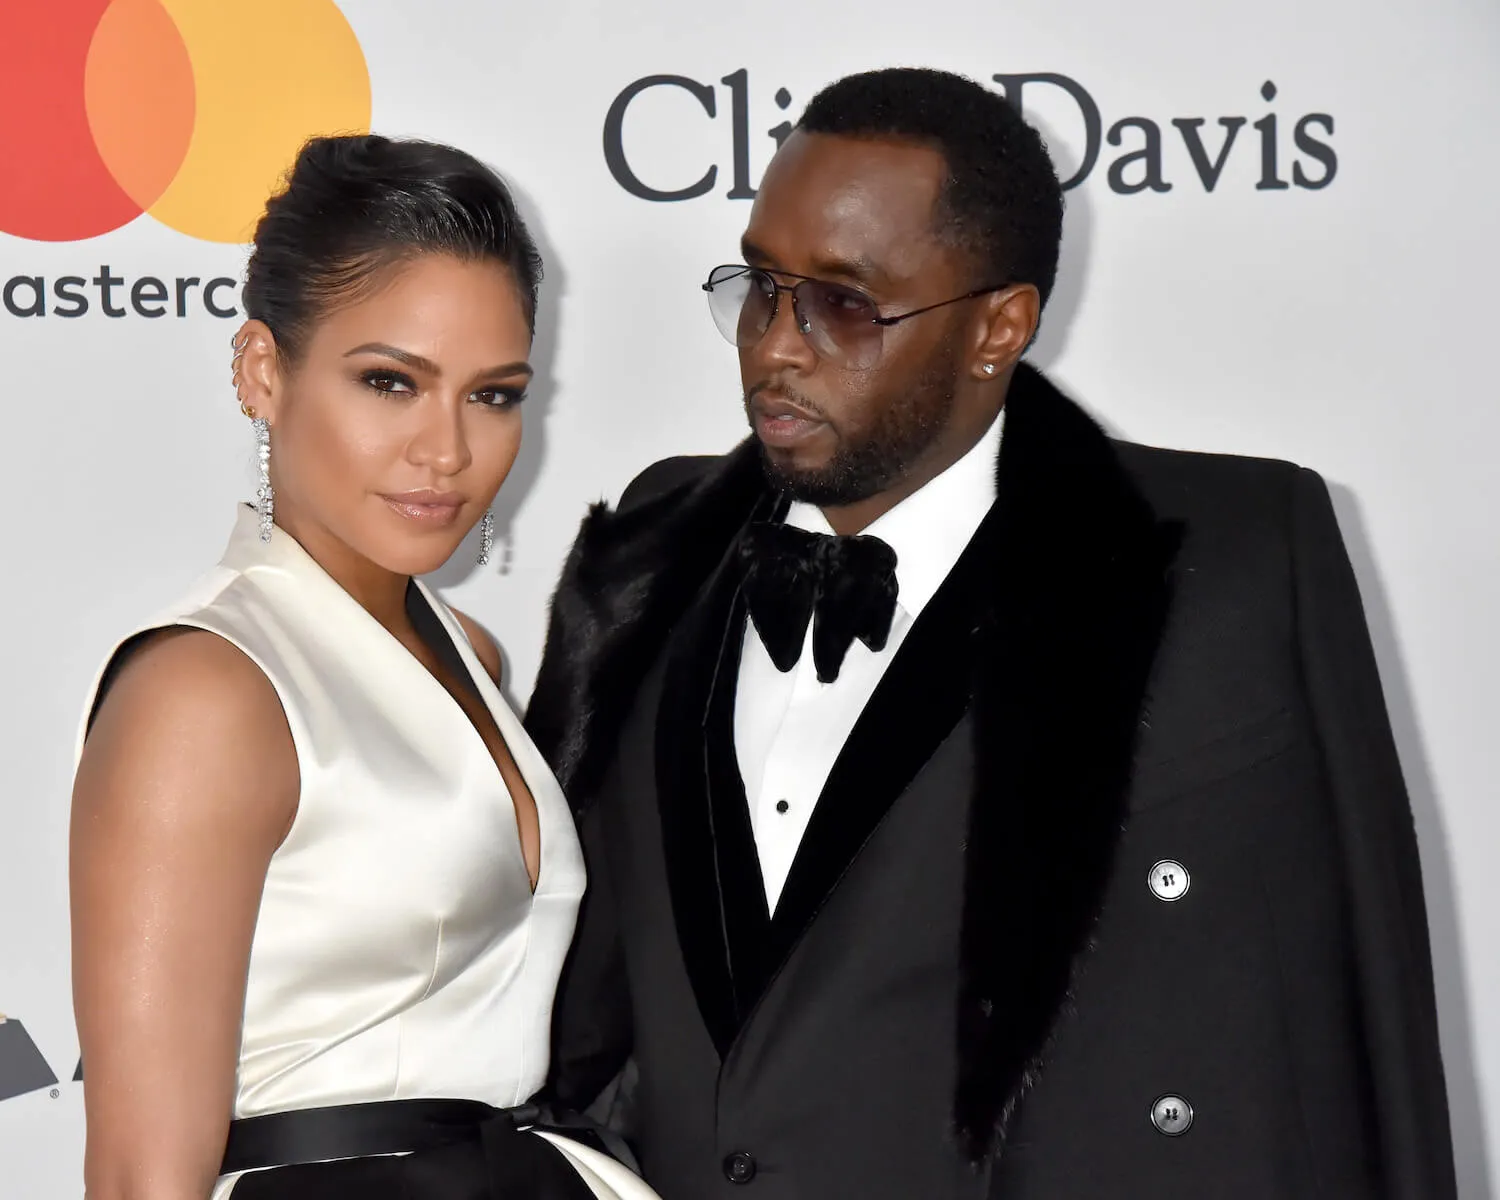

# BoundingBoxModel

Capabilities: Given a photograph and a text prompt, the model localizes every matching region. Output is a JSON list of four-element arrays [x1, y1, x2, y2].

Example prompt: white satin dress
[[76, 507, 657, 1200]]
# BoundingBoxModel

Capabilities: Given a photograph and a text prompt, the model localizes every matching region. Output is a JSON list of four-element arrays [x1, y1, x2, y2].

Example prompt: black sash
[[222, 1098, 639, 1189]]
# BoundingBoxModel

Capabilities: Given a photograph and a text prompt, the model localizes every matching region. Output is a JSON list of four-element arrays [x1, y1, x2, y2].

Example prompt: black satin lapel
[[762, 509, 995, 973], [655, 520, 774, 1058], [406, 585, 484, 708], [703, 592, 774, 1018]]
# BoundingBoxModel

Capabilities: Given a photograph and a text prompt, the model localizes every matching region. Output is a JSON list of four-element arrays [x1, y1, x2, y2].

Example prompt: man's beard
[[751, 340, 960, 508]]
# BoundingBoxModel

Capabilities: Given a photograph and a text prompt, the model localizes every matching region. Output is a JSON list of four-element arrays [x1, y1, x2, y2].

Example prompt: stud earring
[[476, 510, 495, 566], [253, 417, 274, 542], [981, 362, 997, 376]]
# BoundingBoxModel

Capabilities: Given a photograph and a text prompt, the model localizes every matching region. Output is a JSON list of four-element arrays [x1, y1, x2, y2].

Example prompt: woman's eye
[[476, 388, 527, 408], [361, 371, 415, 394]]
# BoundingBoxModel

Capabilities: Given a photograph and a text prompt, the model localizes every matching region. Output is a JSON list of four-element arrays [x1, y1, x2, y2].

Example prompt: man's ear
[[968, 284, 1039, 381]]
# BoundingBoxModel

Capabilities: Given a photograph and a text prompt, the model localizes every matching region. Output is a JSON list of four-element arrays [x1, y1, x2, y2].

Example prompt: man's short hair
[[798, 67, 1064, 310]]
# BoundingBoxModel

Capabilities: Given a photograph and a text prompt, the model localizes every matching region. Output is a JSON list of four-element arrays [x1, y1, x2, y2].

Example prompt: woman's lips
[[379, 491, 466, 526]]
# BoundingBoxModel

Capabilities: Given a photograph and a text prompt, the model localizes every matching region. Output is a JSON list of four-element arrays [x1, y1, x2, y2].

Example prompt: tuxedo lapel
[[703, 589, 777, 1027], [761, 507, 995, 978], [655, 537, 774, 1057]]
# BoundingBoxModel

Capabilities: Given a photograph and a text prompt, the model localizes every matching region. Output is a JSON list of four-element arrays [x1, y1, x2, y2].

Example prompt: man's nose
[[750, 286, 817, 371]]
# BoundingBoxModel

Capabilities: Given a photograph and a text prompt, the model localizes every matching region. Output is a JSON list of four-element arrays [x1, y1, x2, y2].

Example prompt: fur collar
[[526, 363, 1180, 1161], [524, 435, 765, 804]]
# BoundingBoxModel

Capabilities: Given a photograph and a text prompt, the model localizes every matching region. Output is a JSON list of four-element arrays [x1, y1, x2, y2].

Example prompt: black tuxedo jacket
[[526, 364, 1457, 1199]]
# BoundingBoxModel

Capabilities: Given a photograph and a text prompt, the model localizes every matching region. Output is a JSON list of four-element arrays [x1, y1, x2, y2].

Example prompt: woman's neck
[[273, 510, 413, 635]]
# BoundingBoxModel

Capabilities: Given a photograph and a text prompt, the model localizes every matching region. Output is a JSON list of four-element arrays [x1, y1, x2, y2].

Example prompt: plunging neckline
[[231, 508, 547, 897], [405, 582, 542, 894]]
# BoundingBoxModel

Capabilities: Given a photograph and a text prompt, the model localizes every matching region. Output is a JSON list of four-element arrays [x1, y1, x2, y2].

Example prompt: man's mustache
[[744, 380, 827, 419]]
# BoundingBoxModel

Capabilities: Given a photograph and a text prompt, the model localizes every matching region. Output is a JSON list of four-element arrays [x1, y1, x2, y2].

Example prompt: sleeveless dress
[[76, 507, 657, 1200]]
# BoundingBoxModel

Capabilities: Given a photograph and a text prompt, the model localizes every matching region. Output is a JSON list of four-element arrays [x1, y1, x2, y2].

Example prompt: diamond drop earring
[[253, 417, 274, 542], [476, 510, 495, 566], [232, 330, 273, 543]]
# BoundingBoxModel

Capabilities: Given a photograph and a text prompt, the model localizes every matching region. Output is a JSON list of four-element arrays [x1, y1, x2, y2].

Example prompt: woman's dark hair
[[243, 135, 544, 360]]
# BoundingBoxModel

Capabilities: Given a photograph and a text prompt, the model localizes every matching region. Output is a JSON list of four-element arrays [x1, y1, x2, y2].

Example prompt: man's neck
[[821, 489, 911, 537]]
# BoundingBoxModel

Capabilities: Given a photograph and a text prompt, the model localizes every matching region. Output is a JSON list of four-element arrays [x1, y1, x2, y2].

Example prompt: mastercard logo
[[0, 0, 371, 244]]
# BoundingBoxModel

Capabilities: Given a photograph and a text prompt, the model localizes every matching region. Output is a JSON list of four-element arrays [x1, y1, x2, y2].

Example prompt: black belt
[[221, 1097, 639, 1178]]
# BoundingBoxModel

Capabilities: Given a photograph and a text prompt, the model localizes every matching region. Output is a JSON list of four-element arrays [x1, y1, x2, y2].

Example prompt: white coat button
[[1151, 1094, 1194, 1136], [1148, 860, 1190, 902]]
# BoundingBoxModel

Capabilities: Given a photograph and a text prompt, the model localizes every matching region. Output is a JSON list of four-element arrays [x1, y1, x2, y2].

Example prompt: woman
[[70, 135, 658, 1200]]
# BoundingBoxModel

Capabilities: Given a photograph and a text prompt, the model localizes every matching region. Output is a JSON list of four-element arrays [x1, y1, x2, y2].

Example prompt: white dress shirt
[[734, 410, 1005, 911]]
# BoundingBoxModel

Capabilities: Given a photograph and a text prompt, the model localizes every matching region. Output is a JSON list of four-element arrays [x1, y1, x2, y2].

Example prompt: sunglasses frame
[[702, 263, 1011, 363]]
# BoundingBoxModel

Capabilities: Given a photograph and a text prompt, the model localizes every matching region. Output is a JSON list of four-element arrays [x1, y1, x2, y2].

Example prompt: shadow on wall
[[1026, 112, 1093, 374], [1329, 483, 1491, 1200], [426, 176, 565, 708]]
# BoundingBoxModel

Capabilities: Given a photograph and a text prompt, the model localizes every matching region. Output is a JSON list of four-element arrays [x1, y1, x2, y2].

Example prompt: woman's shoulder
[[77, 626, 299, 843], [77, 559, 272, 737], [88, 626, 290, 752], [451, 608, 503, 685], [109, 624, 274, 697]]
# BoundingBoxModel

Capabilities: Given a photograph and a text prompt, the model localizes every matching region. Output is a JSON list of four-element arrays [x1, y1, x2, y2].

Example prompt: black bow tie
[[737, 521, 899, 684]]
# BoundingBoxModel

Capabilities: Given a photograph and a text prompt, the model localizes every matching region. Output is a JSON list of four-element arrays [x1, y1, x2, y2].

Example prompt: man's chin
[[757, 444, 880, 509], [754, 435, 817, 479]]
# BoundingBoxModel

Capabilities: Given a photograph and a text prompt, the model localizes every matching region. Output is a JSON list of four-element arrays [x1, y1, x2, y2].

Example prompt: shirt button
[[723, 1151, 757, 1183], [775, 800, 790, 814], [1151, 1094, 1194, 1136], [1148, 859, 1190, 902]]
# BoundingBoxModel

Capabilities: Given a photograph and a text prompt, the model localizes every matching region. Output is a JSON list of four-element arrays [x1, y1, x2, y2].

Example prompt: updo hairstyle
[[243, 135, 543, 361]]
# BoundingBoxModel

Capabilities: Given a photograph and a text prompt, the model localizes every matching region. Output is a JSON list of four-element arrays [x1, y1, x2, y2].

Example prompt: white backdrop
[[2, 1, 1498, 1196]]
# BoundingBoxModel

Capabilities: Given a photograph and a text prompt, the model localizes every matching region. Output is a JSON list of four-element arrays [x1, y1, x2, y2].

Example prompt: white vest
[[76, 507, 608, 1195]]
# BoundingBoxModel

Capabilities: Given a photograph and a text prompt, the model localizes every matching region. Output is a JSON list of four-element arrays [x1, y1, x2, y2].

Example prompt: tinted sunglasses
[[702, 263, 1007, 370]]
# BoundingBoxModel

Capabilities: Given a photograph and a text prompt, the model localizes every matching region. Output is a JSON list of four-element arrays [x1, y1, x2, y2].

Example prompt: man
[[527, 68, 1458, 1198]]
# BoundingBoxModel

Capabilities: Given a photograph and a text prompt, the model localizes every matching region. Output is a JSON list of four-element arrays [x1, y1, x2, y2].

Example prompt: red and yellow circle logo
[[0, 0, 371, 244]]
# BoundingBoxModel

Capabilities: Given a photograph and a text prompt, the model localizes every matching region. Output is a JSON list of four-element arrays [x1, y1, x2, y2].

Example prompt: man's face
[[738, 131, 972, 507]]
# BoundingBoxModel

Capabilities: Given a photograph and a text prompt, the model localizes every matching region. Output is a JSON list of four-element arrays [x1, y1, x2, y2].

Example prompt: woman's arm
[[71, 628, 299, 1200]]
